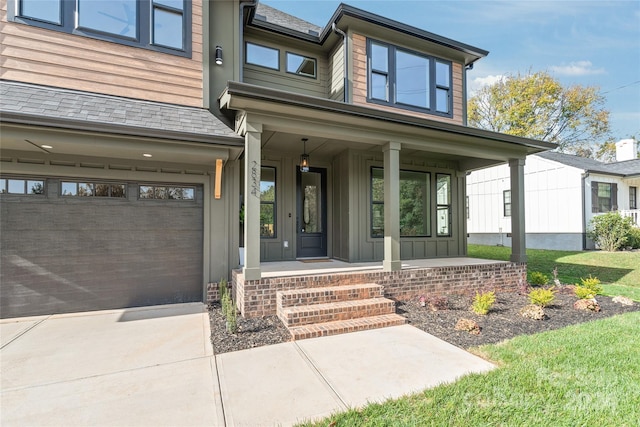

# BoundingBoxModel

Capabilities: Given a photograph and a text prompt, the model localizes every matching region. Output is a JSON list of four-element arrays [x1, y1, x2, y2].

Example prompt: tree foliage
[[468, 71, 610, 154]]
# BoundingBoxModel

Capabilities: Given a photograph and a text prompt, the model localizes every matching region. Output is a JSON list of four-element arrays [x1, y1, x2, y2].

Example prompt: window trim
[[366, 38, 453, 118], [8, 0, 191, 57], [245, 42, 280, 71], [503, 189, 512, 217], [630, 186, 637, 210]]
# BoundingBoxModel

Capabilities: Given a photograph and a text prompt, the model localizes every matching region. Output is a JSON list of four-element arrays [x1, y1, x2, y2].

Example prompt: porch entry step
[[277, 283, 384, 308], [275, 283, 406, 340], [278, 298, 396, 327], [287, 314, 407, 340]]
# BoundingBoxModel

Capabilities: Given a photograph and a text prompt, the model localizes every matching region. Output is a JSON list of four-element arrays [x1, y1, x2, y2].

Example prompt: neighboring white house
[[467, 139, 640, 251]]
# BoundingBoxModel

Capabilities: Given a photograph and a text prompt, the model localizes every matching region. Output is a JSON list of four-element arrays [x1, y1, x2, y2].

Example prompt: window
[[503, 190, 512, 217], [62, 181, 126, 197], [436, 174, 451, 237], [286, 52, 316, 78], [630, 187, 637, 210], [260, 167, 276, 238], [10, 0, 190, 56], [466, 196, 469, 219], [0, 178, 44, 195], [139, 185, 193, 200], [371, 168, 431, 237], [367, 39, 452, 116], [591, 182, 617, 213], [246, 43, 279, 70]]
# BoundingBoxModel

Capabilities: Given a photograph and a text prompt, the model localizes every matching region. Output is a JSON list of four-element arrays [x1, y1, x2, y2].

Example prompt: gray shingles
[[254, 3, 322, 36], [0, 80, 239, 139], [536, 151, 640, 176]]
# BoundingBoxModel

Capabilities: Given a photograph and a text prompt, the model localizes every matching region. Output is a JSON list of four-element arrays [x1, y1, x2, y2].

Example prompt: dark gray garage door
[[1, 177, 204, 318]]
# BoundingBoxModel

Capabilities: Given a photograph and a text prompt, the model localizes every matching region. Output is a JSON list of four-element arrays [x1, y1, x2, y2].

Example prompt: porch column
[[509, 158, 527, 263], [383, 142, 402, 271], [243, 123, 262, 280]]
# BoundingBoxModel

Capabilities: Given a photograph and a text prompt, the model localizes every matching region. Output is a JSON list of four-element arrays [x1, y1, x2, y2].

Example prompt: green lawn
[[468, 244, 640, 301], [299, 312, 640, 427]]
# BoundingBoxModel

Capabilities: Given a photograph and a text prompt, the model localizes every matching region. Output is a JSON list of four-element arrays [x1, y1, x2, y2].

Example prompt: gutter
[[332, 23, 348, 103], [239, 0, 259, 82]]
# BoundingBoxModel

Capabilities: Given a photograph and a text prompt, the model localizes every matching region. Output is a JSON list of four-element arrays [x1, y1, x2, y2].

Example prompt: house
[[1, 1, 554, 324], [467, 139, 640, 251]]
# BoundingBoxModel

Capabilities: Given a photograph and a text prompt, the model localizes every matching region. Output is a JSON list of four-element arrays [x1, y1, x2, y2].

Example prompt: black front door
[[297, 167, 327, 258]]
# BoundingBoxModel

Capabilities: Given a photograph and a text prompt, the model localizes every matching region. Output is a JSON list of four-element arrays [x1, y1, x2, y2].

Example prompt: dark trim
[[222, 81, 557, 151], [285, 51, 317, 79], [245, 41, 280, 71], [7, 0, 192, 58]]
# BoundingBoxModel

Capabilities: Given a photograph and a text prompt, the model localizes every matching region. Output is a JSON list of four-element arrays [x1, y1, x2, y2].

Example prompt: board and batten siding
[[0, 0, 204, 107], [351, 33, 464, 126]]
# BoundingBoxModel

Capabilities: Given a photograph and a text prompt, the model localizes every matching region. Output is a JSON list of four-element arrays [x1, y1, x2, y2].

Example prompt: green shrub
[[588, 212, 634, 251], [580, 275, 603, 295], [218, 278, 229, 301], [575, 285, 596, 299], [472, 291, 496, 315], [528, 288, 556, 307], [627, 227, 640, 249], [528, 271, 549, 286]]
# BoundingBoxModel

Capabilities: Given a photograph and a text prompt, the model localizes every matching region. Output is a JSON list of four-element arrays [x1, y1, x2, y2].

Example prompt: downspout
[[581, 172, 589, 250], [463, 63, 474, 126], [332, 23, 348, 102], [239, 0, 258, 82]]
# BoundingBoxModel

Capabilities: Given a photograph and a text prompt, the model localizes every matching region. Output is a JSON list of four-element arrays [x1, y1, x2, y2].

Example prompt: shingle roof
[[254, 3, 322, 36], [0, 80, 240, 142], [536, 150, 640, 177]]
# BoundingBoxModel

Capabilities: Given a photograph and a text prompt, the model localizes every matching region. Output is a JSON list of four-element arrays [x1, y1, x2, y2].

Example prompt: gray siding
[[1, 179, 203, 318]]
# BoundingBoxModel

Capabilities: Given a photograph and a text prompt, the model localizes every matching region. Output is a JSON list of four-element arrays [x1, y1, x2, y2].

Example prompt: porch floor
[[256, 257, 507, 278]]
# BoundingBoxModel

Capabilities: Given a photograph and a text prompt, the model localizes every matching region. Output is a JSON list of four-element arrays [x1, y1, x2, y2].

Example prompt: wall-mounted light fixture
[[300, 138, 310, 172], [215, 46, 223, 65]]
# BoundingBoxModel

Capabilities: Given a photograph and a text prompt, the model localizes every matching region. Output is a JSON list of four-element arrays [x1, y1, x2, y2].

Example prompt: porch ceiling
[[220, 82, 557, 171]]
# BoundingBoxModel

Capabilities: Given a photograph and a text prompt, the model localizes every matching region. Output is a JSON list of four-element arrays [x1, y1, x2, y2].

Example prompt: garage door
[[1, 177, 204, 318]]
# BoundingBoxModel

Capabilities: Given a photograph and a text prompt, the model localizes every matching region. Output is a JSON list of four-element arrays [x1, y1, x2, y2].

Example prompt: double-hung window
[[591, 182, 617, 213], [10, 0, 191, 56], [367, 39, 452, 117], [630, 186, 637, 210], [371, 168, 431, 238], [503, 190, 512, 217]]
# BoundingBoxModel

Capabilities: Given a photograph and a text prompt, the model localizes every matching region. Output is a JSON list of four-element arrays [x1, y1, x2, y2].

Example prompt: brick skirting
[[208, 262, 526, 318]]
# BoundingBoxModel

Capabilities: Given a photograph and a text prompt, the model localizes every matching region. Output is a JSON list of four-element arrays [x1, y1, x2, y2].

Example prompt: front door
[[297, 167, 327, 258]]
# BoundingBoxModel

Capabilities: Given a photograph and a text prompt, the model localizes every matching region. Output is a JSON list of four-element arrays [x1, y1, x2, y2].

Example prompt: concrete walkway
[[1, 304, 494, 427]]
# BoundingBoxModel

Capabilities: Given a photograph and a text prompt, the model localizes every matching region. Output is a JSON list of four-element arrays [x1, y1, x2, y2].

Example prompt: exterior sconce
[[215, 46, 223, 65], [300, 138, 310, 172]]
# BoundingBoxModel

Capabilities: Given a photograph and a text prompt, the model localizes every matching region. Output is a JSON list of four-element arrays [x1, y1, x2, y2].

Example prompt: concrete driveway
[[1, 304, 494, 427]]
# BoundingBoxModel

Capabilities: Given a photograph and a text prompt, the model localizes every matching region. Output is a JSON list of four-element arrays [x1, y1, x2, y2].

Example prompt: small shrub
[[218, 278, 229, 301], [575, 286, 596, 299], [573, 298, 600, 312], [455, 318, 481, 335], [528, 271, 549, 286], [580, 275, 603, 296], [426, 295, 449, 311], [588, 212, 634, 251], [528, 287, 556, 307], [627, 227, 640, 249], [520, 304, 545, 320], [471, 291, 496, 315]]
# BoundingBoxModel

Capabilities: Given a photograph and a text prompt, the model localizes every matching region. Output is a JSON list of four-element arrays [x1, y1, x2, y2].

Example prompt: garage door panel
[[1, 181, 204, 318]]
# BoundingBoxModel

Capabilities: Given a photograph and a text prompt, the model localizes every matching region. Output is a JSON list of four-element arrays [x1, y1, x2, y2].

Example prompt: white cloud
[[468, 74, 504, 95], [549, 61, 605, 76]]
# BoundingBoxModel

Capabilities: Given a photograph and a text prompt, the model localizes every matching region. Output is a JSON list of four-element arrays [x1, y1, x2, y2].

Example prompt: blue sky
[[261, 0, 640, 143]]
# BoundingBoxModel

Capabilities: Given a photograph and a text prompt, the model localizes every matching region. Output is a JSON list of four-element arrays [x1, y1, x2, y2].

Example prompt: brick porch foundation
[[208, 262, 526, 318]]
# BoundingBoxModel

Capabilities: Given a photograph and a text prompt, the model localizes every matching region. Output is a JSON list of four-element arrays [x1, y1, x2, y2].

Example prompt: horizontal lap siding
[[351, 33, 464, 126], [0, 0, 203, 107]]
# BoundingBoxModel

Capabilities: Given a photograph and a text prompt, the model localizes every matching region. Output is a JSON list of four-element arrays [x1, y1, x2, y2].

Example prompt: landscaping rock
[[455, 318, 481, 335], [520, 304, 546, 320], [612, 296, 635, 306], [573, 298, 601, 312]]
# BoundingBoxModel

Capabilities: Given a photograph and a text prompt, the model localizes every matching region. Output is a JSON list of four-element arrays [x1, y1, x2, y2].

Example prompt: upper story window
[[367, 39, 452, 117], [286, 52, 316, 78], [9, 0, 191, 57], [246, 42, 280, 70]]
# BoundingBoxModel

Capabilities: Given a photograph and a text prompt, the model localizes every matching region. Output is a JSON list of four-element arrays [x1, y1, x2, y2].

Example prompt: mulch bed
[[209, 288, 639, 354]]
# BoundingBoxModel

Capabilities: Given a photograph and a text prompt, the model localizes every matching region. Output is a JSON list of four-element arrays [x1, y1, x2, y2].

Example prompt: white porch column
[[243, 123, 262, 280], [383, 142, 401, 271], [509, 158, 527, 263]]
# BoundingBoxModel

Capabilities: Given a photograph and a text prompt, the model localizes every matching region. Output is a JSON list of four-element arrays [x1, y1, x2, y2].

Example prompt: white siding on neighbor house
[[584, 174, 638, 225], [467, 155, 584, 235]]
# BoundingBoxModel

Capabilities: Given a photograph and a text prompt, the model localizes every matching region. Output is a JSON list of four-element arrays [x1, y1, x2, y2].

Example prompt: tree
[[468, 71, 610, 154]]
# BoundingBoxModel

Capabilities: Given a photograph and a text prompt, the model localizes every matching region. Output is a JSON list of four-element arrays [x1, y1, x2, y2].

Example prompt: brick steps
[[276, 283, 406, 340], [288, 313, 407, 340]]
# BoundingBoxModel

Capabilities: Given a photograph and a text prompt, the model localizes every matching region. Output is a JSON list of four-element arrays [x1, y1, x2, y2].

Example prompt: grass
[[299, 312, 640, 427], [468, 244, 640, 301]]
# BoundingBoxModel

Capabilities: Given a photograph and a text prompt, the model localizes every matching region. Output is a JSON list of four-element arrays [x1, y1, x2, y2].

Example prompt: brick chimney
[[615, 139, 638, 162]]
